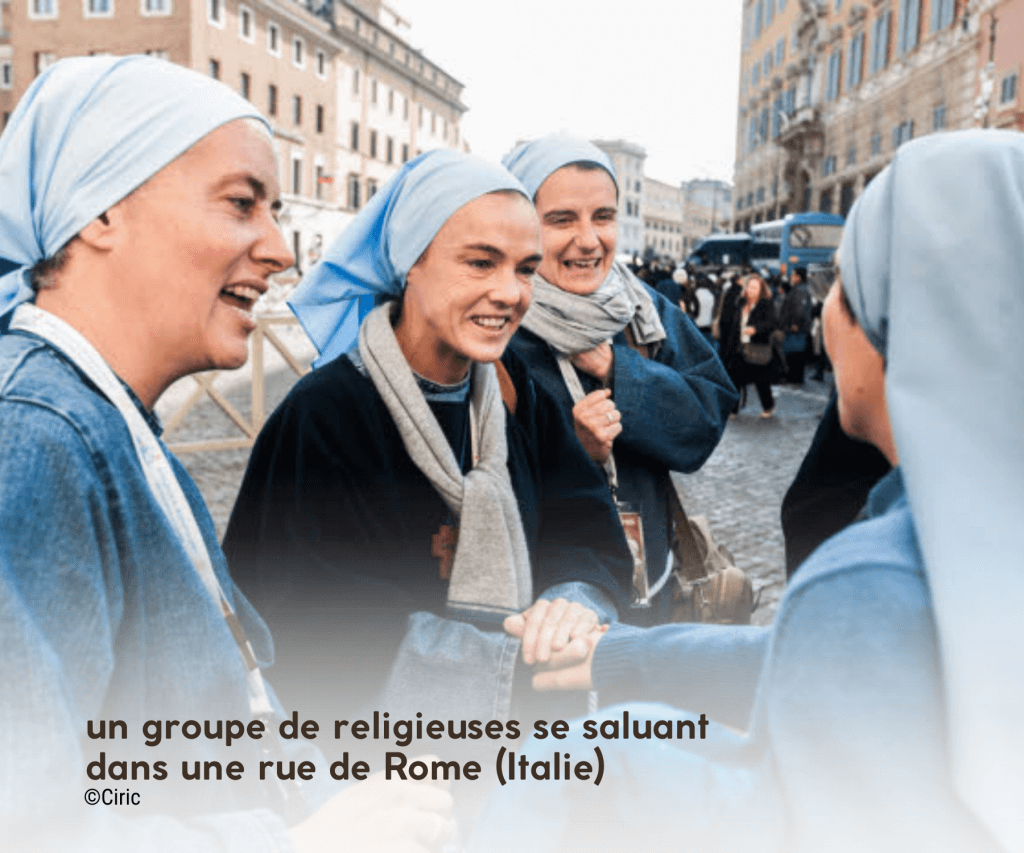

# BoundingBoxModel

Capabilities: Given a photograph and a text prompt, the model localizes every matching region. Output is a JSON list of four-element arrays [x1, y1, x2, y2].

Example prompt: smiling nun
[[223, 150, 634, 726], [502, 136, 737, 621]]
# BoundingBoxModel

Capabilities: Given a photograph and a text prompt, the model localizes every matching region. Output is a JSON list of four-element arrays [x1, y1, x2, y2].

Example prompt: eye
[[517, 262, 538, 278], [468, 258, 494, 270], [230, 196, 257, 215]]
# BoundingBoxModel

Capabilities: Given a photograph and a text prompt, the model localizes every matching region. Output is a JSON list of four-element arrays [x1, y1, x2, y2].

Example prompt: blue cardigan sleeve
[[0, 402, 295, 853], [610, 290, 737, 474]]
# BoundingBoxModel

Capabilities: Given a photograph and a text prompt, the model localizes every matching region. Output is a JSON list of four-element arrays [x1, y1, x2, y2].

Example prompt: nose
[[254, 210, 295, 274], [489, 263, 529, 308], [573, 219, 601, 253]]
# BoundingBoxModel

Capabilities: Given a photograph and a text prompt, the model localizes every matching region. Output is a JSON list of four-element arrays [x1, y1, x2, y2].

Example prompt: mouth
[[562, 258, 602, 271], [219, 282, 264, 317], [470, 314, 513, 333]]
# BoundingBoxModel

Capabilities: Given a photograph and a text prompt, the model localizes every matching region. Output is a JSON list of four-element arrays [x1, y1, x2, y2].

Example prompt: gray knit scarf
[[358, 303, 533, 615], [520, 259, 666, 354]]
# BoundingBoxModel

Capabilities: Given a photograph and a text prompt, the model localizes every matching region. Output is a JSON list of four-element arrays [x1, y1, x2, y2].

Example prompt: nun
[[473, 129, 1024, 853], [223, 150, 634, 726], [0, 56, 452, 852], [502, 136, 737, 621]]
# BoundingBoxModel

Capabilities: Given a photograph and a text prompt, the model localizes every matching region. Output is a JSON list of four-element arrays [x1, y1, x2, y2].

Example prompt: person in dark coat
[[726, 273, 779, 417], [779, 266, 814, 384], [223, 151, 634, 728]]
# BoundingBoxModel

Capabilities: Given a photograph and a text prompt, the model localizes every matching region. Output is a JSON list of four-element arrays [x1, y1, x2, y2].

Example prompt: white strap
[[11, 304, 274, 718], [555, 351, 619, 494]]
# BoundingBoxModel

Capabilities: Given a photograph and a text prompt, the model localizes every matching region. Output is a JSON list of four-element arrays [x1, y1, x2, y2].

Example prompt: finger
[[504, 612, 527, 638], [533, 598, 570, 663], [545, 635, 592, 668], [550, 603, 595, 651], [520, 598, 550, 664], [574, 389, 612, 415], [562, 607, 599, 645], [532, 660, 588, 692]]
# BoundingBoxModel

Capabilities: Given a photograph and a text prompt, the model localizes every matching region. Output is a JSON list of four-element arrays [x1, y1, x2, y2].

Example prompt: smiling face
[[395, 191, 542, 384], [112, 119, 292, 377], [533, 164, 618, 295]]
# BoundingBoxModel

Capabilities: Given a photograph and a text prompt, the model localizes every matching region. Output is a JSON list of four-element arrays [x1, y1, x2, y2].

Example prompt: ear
[[76, 207, 122, 252]]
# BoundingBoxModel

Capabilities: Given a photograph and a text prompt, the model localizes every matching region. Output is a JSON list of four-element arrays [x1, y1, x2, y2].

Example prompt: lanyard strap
[[555, 352, 620, 495], [11, 305, 275, 719]]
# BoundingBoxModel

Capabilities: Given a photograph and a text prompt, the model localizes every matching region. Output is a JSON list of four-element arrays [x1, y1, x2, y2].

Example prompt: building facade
[[732, 0, 1022, 234], [0, 0, 466, 271], [681, 178, 733, 255], [642, 176, 685, 260]]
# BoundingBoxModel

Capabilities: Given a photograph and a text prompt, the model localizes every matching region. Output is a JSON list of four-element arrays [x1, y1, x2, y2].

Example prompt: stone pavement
[[163, 346, 832, 626]]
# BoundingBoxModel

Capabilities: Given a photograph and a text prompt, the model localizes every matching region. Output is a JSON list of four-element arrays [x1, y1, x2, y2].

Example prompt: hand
[[743, 326, 756, 337], [503, 598, 600, 665], [291, 771, 455, 853], [570, 342, 613, 382], [572, 389, 622, 464], [532, 624, 608, 692]]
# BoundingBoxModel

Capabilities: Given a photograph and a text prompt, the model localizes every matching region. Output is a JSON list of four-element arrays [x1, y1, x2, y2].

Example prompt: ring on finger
[[606, 411, 615, 424]]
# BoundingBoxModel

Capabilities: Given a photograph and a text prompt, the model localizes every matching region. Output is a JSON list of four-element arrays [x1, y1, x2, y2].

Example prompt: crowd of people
[[1, 55, 1021, 853]]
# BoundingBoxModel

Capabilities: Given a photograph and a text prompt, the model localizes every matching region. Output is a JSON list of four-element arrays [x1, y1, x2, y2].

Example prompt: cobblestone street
[[162, 335, 832, 626]]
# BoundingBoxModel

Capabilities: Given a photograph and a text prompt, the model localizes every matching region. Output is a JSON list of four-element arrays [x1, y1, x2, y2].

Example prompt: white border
[[206, 0, 224, 29], [315, 49, 326, 80], [27, 0, 58, 21], [140, 0, 170, 17], [0, 61, 12, 90], [83, 0, 113, 19], [292, 35, 305, 69], [267, 21, 281, 58], [238, 4, 254, 42]]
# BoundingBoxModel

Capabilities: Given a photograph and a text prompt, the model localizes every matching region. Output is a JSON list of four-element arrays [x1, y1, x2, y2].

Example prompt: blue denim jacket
[[0, 329, 331, 852]]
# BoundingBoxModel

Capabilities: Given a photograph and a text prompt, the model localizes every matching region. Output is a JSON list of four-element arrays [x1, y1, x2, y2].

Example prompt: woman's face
[[822, 278, 896, 463], [744, 277, 763, 303], [533, 165, 618, 295], [397, 192, 542, 384]]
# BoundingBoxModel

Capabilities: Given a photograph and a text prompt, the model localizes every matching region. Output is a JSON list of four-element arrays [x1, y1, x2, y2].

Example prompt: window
[[315, 164, 325, 201], [291, 156, 302, 195], [29, 0, 57, 19], [826, 47, 843, 102], [141, 0, 169, 15], [388, 89, 394, 114], [430, 112, 436, 135], [316, 50, 326, 79], [1001, 72, 1018, 105], [315, 104, 324, 133], [897, 0, 920, 56], [819, 188, 834, 215], [369, 129, 377, 159], [370, 77, 377, 104], [930, 0, 954, 32], [85, 0, 112, 18], [268, 83, 277, 117], [352, 68, 360, 95], [892, 119, 914, 149], [784, 85, 796, 116], [870, 11, 891, 75], [871, 131, 882, 157], [756, 186, 765, 204], [350, 121, 359, 151], [207, 0, 222, 26], [0, 62, 12, 90], [418, 105, 424, 128], [267, 22, 280, 56], [403, 96, 409, 120], [834, 0, 842, 9], [822, 155, 837, 177], [208, 58, 220, 80], [240, 71, 250, 100], [292, 95, 301, 126], [766, 0, 774, 26], [848, 31, 865, 89], [367, 179, 378, 200], [754, 0, 763, 38], [764, 50, 772, 76], [238, 5, 252, 40], [752, 63, 760, 87], [748, 115, 758, 152], [771, 95, 783, 138], [932, 102, 946, 130], [293, 37, 305, 68], [347, 174, 361, 210], [846, 144, 857, 165], [386, 136, 394, 164], [402, 143, 409, 163], [776, 37, 785, 66]]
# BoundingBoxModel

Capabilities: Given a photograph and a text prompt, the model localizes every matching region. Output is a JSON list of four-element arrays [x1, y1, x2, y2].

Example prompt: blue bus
[[749, 213, 845, 276]]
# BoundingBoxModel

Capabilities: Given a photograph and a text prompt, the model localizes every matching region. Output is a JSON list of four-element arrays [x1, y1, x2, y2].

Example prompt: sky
[[392, 0, 745, 186]]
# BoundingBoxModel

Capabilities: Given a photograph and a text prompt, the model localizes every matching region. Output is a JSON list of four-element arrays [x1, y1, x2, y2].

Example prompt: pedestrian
[[693, 272, 720, 351], [0, 56, 453, 852], [222, 150, 633, 729], [502, 134, 736, 623], [472, 128, 1024, 853], [726, 273, 779, 418], [779, 265, 813, 383]]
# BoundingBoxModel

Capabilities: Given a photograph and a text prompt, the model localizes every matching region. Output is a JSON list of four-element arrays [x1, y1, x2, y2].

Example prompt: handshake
[[503, 598, 609, 692]]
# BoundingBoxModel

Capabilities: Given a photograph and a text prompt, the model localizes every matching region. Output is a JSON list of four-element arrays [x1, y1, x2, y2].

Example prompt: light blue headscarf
[[0, 54, 270, 318], [502, 134, 617, 200], [289, 149, 529, 367], [839, 129, 1024, 853]]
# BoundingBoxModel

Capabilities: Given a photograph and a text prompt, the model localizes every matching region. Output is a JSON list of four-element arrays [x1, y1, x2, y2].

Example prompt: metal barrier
[[164, 315, 310, 455]]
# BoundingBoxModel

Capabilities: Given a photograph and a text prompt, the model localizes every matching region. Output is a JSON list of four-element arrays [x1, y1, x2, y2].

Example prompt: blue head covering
[[289, 149, 530, 367], [501, 134, 617, 200], [839, 129, 1024, 853], [0, 55, 270, 317]]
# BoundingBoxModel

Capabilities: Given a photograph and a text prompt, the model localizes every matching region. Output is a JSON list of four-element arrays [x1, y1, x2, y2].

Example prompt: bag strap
[[494, 359, 518, 415], [620, 325, 708, 581]]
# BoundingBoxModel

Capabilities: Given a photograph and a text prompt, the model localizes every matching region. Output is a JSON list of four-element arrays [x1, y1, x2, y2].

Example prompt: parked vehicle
[[749, 213, 845, 276], [686, 233, 752, 269]]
